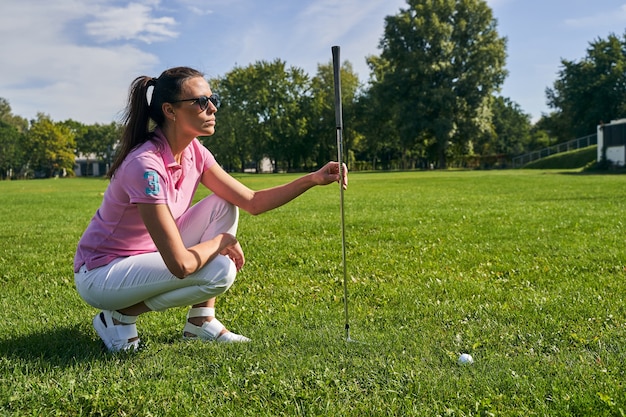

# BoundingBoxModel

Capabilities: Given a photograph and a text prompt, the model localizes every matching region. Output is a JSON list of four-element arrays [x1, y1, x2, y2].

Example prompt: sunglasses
[[171, 94, 220, 111]]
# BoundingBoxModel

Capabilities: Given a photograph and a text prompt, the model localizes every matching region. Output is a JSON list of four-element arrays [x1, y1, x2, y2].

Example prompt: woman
[[74, 66, 347, 352]]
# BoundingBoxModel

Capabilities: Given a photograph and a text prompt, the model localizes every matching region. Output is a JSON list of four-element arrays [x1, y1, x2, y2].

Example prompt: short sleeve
[[118, 153, 169, 205]]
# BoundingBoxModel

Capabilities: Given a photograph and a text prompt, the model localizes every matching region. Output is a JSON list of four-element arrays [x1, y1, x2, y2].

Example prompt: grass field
[[1, 169, 625, 416]]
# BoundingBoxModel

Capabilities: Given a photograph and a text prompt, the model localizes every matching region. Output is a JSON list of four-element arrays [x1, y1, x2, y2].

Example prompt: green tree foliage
[[532, 113, 566, 147], [354, 73, 404, 170], [206, 74, 255, 172], [210, 59, 360, 172], [3, 1, 616, 176], [306, 61, 361, 168], [210, 59, 310, 172], [475, 96, 531, 156], [527, 127, 553, 152], [26, 114, 76, 177], [69, 121, 121, 171], [0, 98, 11, 122], [546, 32, 626, 140], [367, 0, 507, 168], [0, 98, 28, 178], [0, 120, 25, 179], [0, 98, 28, 132]]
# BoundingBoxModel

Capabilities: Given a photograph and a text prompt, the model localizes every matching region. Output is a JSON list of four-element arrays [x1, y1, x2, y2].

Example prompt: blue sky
[[1, 0, 625, 125]]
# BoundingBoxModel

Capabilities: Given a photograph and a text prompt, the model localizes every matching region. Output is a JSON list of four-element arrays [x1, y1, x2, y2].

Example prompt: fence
[[511, 134, 597, 168]]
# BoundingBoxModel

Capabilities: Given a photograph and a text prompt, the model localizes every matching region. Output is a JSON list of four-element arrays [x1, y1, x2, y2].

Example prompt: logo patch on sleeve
[[144, 170, 160, 196]]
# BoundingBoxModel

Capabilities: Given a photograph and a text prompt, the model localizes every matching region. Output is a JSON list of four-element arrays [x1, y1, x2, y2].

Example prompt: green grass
[[1, 169, 626, 416]]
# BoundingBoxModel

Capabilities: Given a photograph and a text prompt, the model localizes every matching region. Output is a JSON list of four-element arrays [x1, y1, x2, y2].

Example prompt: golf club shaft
[[332, 45, 350, 341]]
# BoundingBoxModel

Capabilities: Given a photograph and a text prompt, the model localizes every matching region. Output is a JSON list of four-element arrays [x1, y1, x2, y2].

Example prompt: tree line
[[2, 0, 625, 179]]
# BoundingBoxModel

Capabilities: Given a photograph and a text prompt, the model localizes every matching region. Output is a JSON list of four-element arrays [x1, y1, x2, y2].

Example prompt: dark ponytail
[[107, 67, 205, 178]]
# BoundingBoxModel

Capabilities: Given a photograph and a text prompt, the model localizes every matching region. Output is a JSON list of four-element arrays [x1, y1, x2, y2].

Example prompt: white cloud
[[0, 0, 408, 123], [292, 0, 406, 78], [86, 3, 179, 43], [224, 0, 405, 81], [175, 0, 237, 15], [1, 42, 158, 124], [294, 0, 382, 46], [185, 6, 214, 17], [0, 0, 172, 123]]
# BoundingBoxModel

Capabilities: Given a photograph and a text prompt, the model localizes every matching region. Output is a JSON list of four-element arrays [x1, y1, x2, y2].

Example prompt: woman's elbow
[[175, 248, 219, 278], [169, 266, 188, 279], [246, 208, 263, 216], [239, 201, 263, 216], [164, 259, 194, 279]]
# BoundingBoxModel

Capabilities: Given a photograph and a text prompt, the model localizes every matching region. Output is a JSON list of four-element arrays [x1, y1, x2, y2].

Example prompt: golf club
[[332, 45, 352, 342]]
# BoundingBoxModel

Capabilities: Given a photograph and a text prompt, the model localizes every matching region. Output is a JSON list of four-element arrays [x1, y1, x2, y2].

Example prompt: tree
[[209, 66, 269, 172], [367, 0, 507, 168], [475, 96, 531, 157], [306, 61, 362, 169], [26, 114, 76, 177], [211, 60, 310, 172], [353, 83, 407, 170], [69, 121, 121, 174], [0, 120, 25, 179], [532, 113, 567, 147], [0, 98, 28, 179], [0, 97, 28, 132], [546, 33, 626, 140]]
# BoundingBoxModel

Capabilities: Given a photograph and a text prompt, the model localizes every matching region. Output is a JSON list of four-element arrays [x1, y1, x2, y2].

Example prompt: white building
[[74, 153, 107, 176], [597, 119, 626, 166]]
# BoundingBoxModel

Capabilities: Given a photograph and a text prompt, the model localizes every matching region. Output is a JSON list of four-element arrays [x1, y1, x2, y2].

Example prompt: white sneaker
[[182, 307, 250, 343], [93, 310, 140, 352], [183, 318, 250, 343]]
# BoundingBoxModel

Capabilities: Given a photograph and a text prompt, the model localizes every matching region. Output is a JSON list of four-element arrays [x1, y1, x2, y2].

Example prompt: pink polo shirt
[[74, 128, 216, 272]]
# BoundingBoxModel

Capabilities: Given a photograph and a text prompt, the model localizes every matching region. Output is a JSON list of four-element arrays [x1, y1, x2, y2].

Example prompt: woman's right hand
[[313, 161, 348, 189]]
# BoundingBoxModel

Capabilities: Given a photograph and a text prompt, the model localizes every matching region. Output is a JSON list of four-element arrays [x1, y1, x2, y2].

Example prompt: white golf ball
[[458, 353, 474, 365]]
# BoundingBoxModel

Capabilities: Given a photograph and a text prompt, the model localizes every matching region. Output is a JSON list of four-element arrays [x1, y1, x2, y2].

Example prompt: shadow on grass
[[0, 324, 108, 366]]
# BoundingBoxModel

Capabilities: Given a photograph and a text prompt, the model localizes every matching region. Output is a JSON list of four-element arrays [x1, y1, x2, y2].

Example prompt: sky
[[1, 0, 626, 125]]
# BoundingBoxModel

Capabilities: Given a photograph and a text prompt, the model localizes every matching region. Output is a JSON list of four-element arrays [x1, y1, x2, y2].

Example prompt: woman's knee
[[182, 195, 239, 241], [197, 255, 237, 293], [211, 196, 238, 227], [199, 194, 237, 219]]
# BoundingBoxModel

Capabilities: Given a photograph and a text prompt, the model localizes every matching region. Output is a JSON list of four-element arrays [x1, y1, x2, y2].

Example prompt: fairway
[[1, 170, 625, 416]]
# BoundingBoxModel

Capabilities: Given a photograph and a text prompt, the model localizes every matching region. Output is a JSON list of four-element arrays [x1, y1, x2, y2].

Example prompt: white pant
[[75, 195, 239, 312]]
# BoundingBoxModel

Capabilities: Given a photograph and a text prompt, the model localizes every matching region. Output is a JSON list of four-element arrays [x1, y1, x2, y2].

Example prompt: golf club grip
[[332, 46, 343, 131]]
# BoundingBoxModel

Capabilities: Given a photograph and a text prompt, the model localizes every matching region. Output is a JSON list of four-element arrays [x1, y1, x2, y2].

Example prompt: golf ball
[[458, 353, 474, 365]]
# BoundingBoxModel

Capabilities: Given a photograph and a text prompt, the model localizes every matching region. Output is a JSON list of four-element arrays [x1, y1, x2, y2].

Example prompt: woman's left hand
[[220, 241, 245, 271]]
